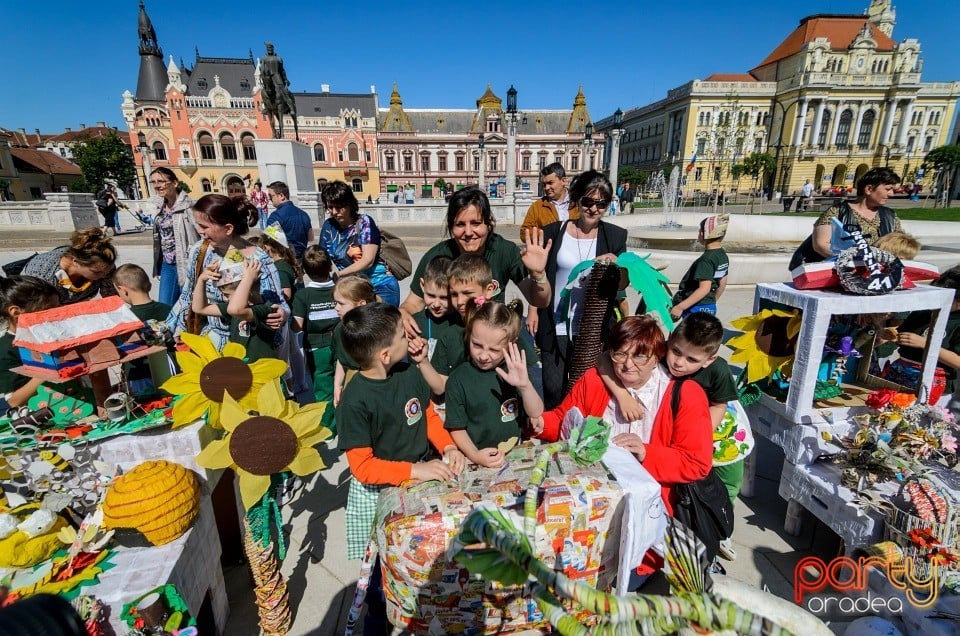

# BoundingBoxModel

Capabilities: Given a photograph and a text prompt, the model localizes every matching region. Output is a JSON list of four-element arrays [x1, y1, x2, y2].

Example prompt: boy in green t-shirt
[[671, 215, 729, 319], [114, 264, 171, 323], [336, 303, 465, 632], [411, 255, 456, 362], [192, 259, 278, 362], [292, 246, 338, 429]]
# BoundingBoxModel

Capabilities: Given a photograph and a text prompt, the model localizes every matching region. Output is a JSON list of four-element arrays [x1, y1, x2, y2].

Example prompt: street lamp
[[505, 85, 519, 198], [137, 131, 153, 198], [608, 108, 624, 190], [477, 133, 485, 192], [583, 122, 594, 171]]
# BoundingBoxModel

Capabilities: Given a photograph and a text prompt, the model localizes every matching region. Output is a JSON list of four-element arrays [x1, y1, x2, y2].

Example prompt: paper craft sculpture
[[13, 297, 149, 378], [263, 223, 289, 248], [215, 246, 247, 287], [0, 503, 69, 568], [102, 460, 199, 546], [701, 212, 729, 240]]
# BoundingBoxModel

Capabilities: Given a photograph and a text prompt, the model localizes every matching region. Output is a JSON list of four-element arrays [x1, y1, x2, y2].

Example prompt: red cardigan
[[537, 368, 713, 516]]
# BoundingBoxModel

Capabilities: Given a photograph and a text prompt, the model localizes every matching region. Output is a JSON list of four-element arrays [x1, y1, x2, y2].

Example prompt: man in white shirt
[[801, 179, 814, 211]]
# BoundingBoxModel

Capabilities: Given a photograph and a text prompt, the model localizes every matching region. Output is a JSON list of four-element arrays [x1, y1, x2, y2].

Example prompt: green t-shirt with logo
[[331, 323, 359, 371], [444, 362, 523, 449], [216, 302, 278, 363], [292, 283, 338, 349], [432, 321, 538, 376], [413, 309, 458, 362], [411, 233, 526, 305], [130, 300, 172, 324], [689, 356, 738, 405], [674, 247, 729, 307], [337, 361, 431, 462]]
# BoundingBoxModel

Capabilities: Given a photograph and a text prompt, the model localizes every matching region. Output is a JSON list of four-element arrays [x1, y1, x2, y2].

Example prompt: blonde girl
[[331, 275, 378, 405]]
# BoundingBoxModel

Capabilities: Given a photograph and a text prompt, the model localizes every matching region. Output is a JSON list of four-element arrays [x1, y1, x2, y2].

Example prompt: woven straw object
[[566, 261, 619, 393], [102, 460, 200, 546]]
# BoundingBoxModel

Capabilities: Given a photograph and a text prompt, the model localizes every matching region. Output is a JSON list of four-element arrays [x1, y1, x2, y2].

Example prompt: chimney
[[80, 123, 86, 129], [65, 127, 71, 132], [97, 121, 105, 127], [17, 128, 25, 134], [34, 129, 41, 137], [370, 85, 376, 94], [321, 84, 330, 93]]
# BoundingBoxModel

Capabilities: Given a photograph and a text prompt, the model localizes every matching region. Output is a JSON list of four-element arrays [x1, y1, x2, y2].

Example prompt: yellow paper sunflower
[[161, 333, 287, 428], [195, 379, 331, 510], [728, 308, 803, 385]]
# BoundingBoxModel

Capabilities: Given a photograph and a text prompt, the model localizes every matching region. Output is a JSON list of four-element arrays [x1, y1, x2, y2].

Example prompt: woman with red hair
[[537, 315, 713, 577]]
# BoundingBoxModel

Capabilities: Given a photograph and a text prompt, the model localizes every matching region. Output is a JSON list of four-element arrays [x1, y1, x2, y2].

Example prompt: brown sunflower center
[[229, 416, 299, 475], [754, 316, 797, 357], [199, 357, 254, 402]]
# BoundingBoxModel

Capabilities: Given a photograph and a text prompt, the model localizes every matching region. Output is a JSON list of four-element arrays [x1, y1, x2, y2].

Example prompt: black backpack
[[667, 378, 735, 562]]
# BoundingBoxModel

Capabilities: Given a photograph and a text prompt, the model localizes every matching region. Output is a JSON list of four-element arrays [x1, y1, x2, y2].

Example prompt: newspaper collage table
[[374, 442, 657, 635]]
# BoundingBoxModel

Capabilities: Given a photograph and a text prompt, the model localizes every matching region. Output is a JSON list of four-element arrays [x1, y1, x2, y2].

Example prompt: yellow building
[[599, 0, 960, 198]]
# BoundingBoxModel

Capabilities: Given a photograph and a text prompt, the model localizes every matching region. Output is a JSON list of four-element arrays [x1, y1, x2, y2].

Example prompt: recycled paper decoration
[[728, 308, 802, 385], [195, 378, 331, 510], [101, 460, 200, 546], [263, 223, 289, 248], [0, 503, 69, 568], [161, 333, 287, 428], [216, 245, 247, 287], [701, 212, 729, 240], [12, 296, 149, 378]]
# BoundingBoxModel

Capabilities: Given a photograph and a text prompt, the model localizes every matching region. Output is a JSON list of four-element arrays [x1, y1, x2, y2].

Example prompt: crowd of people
[[2, 164, 959, 633]]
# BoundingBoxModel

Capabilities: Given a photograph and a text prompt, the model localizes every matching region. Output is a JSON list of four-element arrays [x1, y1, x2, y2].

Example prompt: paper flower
[[890, 392, 916, 409], [161, 333, 287, 428], [195, 379, 331, 509], [865, 388, 896, 410], [727, 308, 802, 385]]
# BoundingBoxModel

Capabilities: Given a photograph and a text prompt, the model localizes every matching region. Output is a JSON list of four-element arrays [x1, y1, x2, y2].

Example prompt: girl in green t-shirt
[[0, 276, 61, 411], [442, 299, 545, 468]]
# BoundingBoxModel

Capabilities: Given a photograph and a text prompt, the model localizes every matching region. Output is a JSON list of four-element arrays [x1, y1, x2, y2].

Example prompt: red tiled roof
[[0, 127, 48, 147], [703, 73, 758, 82], [44, 126, 123, 144], [9, 148, 82, 176], [755, 15, 896, 70]]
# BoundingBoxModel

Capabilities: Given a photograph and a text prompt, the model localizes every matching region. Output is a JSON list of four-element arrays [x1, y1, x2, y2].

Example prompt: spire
[[380, 84, 413, 132], [867, 0, 896, 38], [567, 86, 591, 133], [476, 83, 502, 109], [135, 1, 168, 102]]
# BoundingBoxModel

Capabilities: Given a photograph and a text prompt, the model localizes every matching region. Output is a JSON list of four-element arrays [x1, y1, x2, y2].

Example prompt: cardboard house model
[[13, 296, 148, 378]]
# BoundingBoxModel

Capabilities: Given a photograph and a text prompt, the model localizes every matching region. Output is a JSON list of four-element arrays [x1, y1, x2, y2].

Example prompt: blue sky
[[2, 0, 957, 132]]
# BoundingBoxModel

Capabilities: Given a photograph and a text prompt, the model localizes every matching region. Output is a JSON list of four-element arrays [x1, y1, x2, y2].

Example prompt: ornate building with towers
[[597, 0, 959, 198], [123, 2, 380, 198]]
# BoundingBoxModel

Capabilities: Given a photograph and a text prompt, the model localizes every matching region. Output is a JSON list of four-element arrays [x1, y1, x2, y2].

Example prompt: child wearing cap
[[191, 249, 279, 362], [670, 214, 729, 319]]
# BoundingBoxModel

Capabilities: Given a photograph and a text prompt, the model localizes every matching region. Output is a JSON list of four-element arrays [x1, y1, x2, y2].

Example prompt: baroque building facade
[[123, 2, 380, 199], [597, 0, 959, 198], [378, 84, 603, 199]]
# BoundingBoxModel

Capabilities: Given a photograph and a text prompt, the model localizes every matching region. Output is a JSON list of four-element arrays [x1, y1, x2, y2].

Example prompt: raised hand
[[495, 342, 529, 389], [521, 226, 551, 277]]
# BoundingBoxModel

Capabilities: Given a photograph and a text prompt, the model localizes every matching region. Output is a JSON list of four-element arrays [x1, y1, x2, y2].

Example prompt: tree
[[740, 152, 775, 213], [617, 165, 649, 188], [923, 144, 960, 207], [71, 131, 137, 194]]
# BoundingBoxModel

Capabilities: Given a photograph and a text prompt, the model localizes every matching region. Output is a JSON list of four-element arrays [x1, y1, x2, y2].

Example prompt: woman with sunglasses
[[146, 167, 198, 306], [530, 170, 628, 409], [535, 314, 712, 581]]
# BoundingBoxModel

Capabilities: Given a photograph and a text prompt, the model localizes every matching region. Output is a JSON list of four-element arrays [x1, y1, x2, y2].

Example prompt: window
[[197, 77, 207, 90], [220, 133, 237, 160], [716, 137, 725, 156], [152, 142, 167, 161], [347, 143, 360, 162], [351, 178, 363, 192], [338, 150, 344, 162], [857, 110, 875, 147], [538, 156, 546, 170], [923, 136, 933, 152], [198, 133, 215, 160], [365, 150, 371, 162], [928, 111, 936, 125], [59, 148, 66, 157], [385, 155, 395, 171], [438, 154, 447, 172], [317, 178, 328, 189], [696, 138, 706, 154], [907, 135, 916, 153], [314, 144, 326, 162], [817, 111, 831, 148], [570, 155, 579, 171], [694, 167, 702, 181], [241, 134, 256, 160], [201, 178, 212, 192], [240, 78, 250, 91], [456, 155, 464, 171], [421, 155, 430, 172], [403, 155, 413, 171], [474, 155, 480, 171], [489, 155, 498, 172], [835, 110, 853, 149], [522, 155, 530, 171]]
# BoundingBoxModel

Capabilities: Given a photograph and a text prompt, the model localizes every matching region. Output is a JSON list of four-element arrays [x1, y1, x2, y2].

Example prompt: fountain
[[658, 166, 682, 228]]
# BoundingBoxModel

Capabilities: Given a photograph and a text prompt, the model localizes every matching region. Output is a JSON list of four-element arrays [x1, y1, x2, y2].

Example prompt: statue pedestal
[[253, 140, 315, 201]]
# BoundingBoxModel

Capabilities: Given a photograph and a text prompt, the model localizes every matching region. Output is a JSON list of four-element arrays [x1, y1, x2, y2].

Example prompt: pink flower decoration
[[734, 430, 746, 441], [942, 435, 957, 453], [473, 296, 487, 308]]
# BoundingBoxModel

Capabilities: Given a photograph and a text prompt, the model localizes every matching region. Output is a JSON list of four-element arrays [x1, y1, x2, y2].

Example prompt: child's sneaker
[[708, 559, 726, 575], [718, 538, 737, 561]]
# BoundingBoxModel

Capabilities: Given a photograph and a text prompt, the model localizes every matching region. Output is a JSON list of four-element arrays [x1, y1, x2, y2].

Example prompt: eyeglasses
[[610, 350, 651, 366], [580, 196, 610, 210], [149, 180, 172, 186]]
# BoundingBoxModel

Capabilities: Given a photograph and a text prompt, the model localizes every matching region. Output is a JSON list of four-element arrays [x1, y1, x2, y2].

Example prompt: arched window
[[313, 144, 326, 162], [151, 141, 167, 161], [198, 133, 215, 160], [317, 178, 328, 190], [817, 111, 831, 148], [201, 178, 212, 193], [351, 179, 363, 193], [220, 133, 237, 160], [241, 134, 256, 160], [835, 110, 853, 149], [347, 142, 360, 162], [856, 110, 875, 148]]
